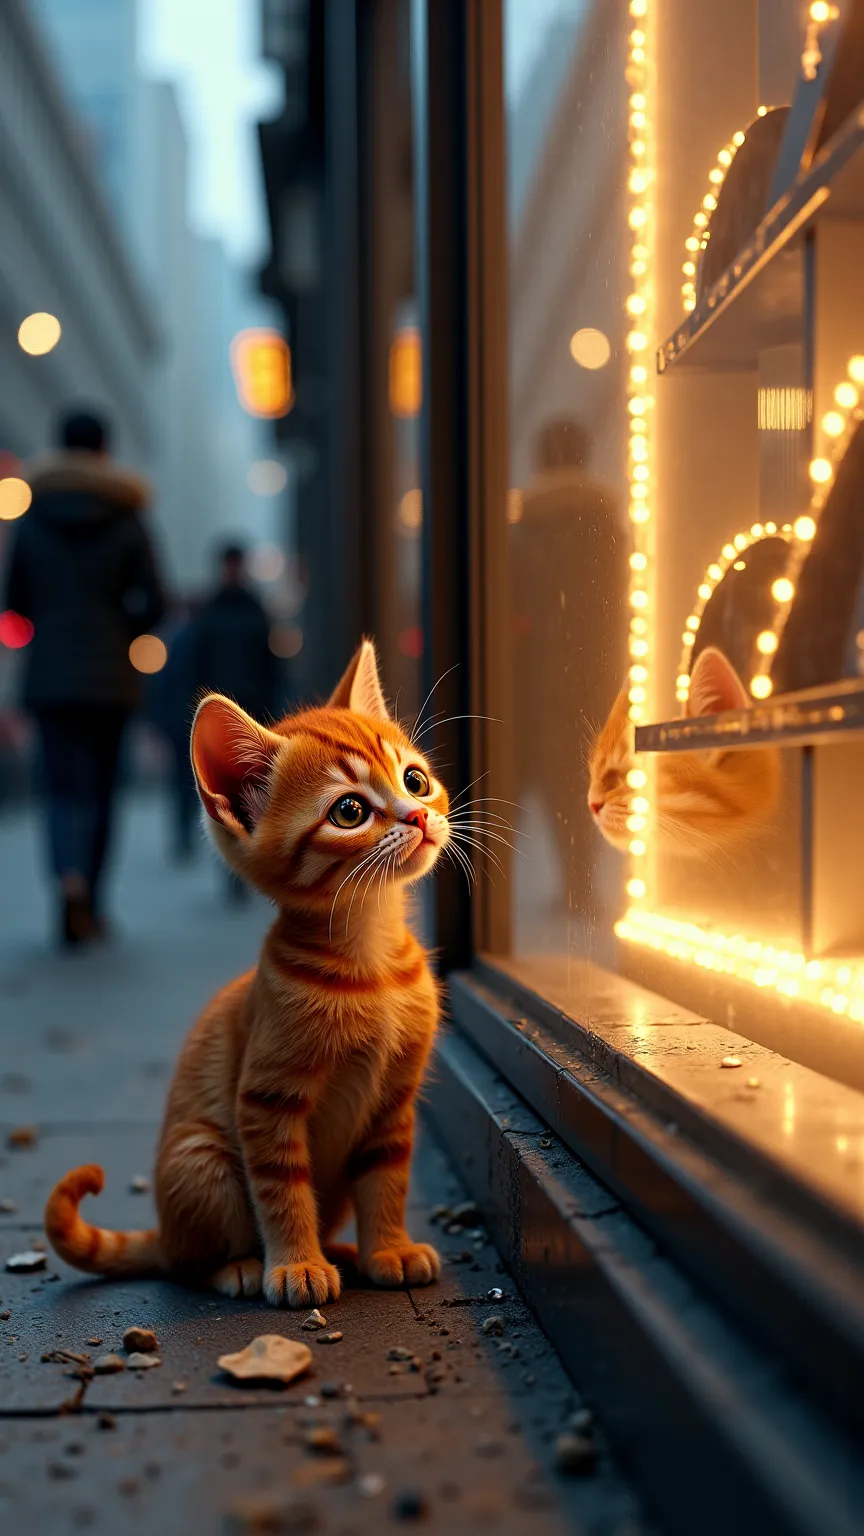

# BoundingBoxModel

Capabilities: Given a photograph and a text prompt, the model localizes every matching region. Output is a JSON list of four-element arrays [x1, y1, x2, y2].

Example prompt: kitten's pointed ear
[[328, 639, 390, 720], [686, 647, 750, 717], [191, 695, 282, 837]]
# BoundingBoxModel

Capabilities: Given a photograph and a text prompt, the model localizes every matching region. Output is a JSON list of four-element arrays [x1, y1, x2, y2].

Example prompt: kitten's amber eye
[[329, 795, 370, 829], [404, 766, 430, 797]]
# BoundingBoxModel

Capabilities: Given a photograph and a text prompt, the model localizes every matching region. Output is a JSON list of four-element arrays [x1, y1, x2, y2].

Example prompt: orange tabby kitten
[[45, 642, 448, 1307], [588, 646, 780, 854]]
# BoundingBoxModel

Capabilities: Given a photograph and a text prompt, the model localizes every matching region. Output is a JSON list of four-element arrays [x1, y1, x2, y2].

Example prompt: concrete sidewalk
[[0, 795, 647, 1535]]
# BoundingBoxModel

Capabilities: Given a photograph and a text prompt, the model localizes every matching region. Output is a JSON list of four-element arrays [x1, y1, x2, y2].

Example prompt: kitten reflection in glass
[[588, 647, 780, 855]]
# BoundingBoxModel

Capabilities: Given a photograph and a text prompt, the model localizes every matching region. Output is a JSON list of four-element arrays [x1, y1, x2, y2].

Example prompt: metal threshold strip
[[443, 957, 864, 1444]]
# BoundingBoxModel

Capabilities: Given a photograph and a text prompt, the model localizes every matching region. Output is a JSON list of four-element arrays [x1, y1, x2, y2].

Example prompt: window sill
[[445, 953, 864, 1437]]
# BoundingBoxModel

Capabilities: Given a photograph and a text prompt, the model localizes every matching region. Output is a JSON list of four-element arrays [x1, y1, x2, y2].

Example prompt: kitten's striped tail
[[44, 1165, 165, 1277]]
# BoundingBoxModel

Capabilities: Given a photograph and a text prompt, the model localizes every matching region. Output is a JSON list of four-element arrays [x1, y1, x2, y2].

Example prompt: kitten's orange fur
[[588, 647, 780, 855], [44, 642, 449, 1307]]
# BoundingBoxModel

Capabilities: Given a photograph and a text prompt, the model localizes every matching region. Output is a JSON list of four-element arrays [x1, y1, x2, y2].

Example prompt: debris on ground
[[358, 1473, 385, 1498], [123, 1325, 159, 1353], [98, 1412, 117, 1430], [6, 1125, 38, 1149], [218, 1335, 312, 1385], [720, 1056, 742, 1069], [40, 1348, 90, 1367], [481, 1315, 504, 1336], [0, 1197, 19, 1214], [291, 1458, 351, 1489], [224, 1494, 320, 1534], [171, 1380, 188, 1394], [129, 1174, 151, 1193], [86, 1337, 103, 1347], [303, 1425, 342, 1456], [315, 1330, 342, 1345], [386, 1345, 417, 1361], [554, 1432, 598, 1476], [486, 1286, 503, 1301], [392, 1489, 429, 1521], [127, 1351, 162, 1369], [301, 1309, 327, 1331], [5, 1250, 46, 1273], [428, 1204, 452, 1225], [451, 1200, 480, 1225], [93, 1354, 126, 1375], [569, 1407, 594, 1435]]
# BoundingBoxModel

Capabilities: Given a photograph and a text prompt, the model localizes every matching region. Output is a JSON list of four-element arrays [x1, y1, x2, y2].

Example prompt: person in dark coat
[[2, 409, 166, 945], [185, 541, 282, 898]]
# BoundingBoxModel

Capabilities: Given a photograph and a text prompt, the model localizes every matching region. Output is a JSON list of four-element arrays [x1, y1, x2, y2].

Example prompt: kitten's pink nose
[[404, 808, 428, 831], [589, 800, 603, 816]]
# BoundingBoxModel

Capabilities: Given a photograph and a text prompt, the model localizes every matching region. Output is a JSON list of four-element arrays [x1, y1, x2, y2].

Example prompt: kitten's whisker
[[409, 665, 460, 745], [449, 770, 490, 808], [414, 712, 502, 742], [328, 846, 385, 940], [448, 831, 506, 877]]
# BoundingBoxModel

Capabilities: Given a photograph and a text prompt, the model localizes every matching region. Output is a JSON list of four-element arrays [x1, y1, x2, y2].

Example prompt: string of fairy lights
[[616, 5, 864, 1021], [624, 0, 653, 905], [681, 108, 767, 314]]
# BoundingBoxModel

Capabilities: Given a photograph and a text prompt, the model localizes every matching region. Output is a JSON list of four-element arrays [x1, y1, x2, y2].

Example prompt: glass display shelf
[[656, 105, 864, 375], [635, 678, 864, 754]]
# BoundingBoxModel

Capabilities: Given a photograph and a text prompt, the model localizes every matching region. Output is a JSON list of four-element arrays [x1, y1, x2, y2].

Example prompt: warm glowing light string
[[615, 908, 864, 1022], [674, 522, 793, 706], [624, 0, 654, 905], [748, 356, 864, 697], [681, 108, 768, 314], [802, 2, 839, 82]]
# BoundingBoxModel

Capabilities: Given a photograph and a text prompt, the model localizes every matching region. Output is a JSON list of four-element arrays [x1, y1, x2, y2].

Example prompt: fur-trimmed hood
[[26, 450, 150, 513]]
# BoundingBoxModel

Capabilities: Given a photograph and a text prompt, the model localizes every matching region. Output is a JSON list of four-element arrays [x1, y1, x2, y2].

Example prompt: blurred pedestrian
[[185, 541, 282, 899], [2, 408, 166, 945]]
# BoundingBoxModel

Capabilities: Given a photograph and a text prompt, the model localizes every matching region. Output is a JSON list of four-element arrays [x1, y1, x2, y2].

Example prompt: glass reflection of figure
[[510, 418, 626, 918]]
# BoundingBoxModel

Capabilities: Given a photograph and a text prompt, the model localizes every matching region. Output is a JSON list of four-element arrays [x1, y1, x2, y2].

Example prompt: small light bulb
[[794, 515, 816, 541], [809, 457, 833, 483], [631, 616, 648, 635], [685, 615, 700, 631], [627, 331, 647, 352], [835, 381, 857, 408], [682, 632, 696, 648], [627, 814, 646, 832], [630, 93, 646, 110], [764, 521, 777, 534], [708, 563, 722, 581], [630, 590, 648, 609], [632, 796, 649, 814], [630, 364, 648, 384], [631, 139, 646, 157], [630, 505, 650, 523], [629, 552, 647, 570], [693, 211, 709, 229], [630, 638, 649, 657], [722, 544, 737, 560], [849, 355, 864, 384], [734, 533, 748, 550], [772, 577, 794, 602], [628, 689, 646, 706], [718, 148, 733, 166], [756, 630, 778, 655], [732, 130, 745, 146], [626, 769, 647, 788], [757, 104, 767, 117], [628, 208, 647, 231], [750, 674, 773, 698], [750, 523, 764, 538], [629, 839, 646, 856], [626, 294, 647, 315], [676, 674, 690, 689], [821, 409, 845, 437], [627, 878, 646, 899], [628, 396, 646, 415], [809, 1, 830, 19], [702, 193, 717, 212], [630, 665, 648, 682], [697, 583, 711, 600]]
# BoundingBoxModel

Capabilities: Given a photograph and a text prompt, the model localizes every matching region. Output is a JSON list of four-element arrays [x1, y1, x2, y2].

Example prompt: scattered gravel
[[5, 1250, 46, 1273], [6, 1126, 38, 1149], [129, 1175, 151, 1194], [315, 1331, 342, 1345], [218, 1336, 312, 1385], [0, 1197, 19, 1214], [127, 1352, 162, 1370], [123, 1326, 159, 1354], [93, 1354, 126, 1375], [301, 1309, 327, 1331], [480, 1316, 504, 1336]]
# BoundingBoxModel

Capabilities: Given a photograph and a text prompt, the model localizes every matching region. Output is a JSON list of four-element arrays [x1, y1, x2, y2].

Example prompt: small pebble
[[0, 1311, 9, 1321], [303, 1395, 320, 1409], [554, 1432, 597, 1476], [319, 1382, 342, 1399], [171, 1381, 188, 1395], [569, 1407, 594, 1435], [118, 1478, 141, 1498], [316, 1331, 342, 1345], [0, 1198, 19, 1214], [392, 1489, 429, 1521], [480, 1316, 503, 1337], [6, 1126, 38, 1149], [747, 1076, 761, 1089], [721, 1056, 742, 1069], [129, 1175, 151, 1194], [304, 1426, 342, 1456], [127, 1352, 162, 1370], [301, 1309, 327, 1331], [486, 1287, 503, 1301], [452, 1201, 479, 1225], [539, 1135, 554, 1149], [387, 1346, 416, 1362], [123, 1326, 158, 1354], [93, 1354, 125, 1375], [429, 1204, 452, 1224], [86, 1338, 103, 1348], [224, 1494, 320, 1533], [5, 1251, 46, 1274], [358, 1473, 385, 1498]]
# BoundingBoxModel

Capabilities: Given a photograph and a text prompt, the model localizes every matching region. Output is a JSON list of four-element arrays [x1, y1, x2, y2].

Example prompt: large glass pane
[[503, 0, 864, 1085]]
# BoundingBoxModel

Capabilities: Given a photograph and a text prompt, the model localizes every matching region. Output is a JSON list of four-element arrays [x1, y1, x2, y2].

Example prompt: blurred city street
[[0, 795, 643, 1535]]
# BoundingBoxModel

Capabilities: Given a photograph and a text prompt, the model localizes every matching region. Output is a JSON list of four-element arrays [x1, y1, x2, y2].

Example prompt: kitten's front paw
[[363, 1241, 441, 1288], [263, 1258, 341, 1308]]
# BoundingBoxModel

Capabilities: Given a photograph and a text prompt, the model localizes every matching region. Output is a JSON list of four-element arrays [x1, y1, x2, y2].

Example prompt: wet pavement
[[0, 796, 647, 1534]]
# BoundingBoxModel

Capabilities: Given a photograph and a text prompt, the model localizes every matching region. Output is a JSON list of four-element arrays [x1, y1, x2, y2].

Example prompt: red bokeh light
[[0, 611, 34, 649], [397, 626, 424, 659]]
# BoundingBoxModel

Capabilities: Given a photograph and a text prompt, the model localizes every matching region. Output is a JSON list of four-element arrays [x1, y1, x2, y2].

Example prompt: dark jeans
[[35, 706, 128, 911]]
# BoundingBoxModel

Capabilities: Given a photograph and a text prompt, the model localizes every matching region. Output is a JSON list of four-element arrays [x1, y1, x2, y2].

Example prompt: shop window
[[502, 0, 864, 1089]]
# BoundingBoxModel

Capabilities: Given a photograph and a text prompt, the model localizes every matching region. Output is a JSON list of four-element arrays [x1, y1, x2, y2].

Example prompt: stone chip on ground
[[224, 1496, 320, 1534], [300, 1309, 327, 1331], [5, 1250, 46, 1273], [93, 1353, 126, 1375], [218, 1335, 313, 1385], [123, 1326, 159, 1353], [127, 1351, 162, 1370]]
